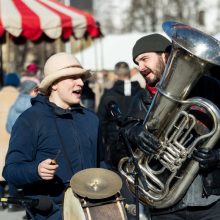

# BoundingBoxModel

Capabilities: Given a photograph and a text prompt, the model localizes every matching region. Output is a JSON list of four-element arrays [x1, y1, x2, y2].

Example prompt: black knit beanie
[[132, 33, 171, 64]]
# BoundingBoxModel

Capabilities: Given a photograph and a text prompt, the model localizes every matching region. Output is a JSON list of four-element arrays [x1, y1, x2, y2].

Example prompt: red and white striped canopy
[[0, 0, 101, 41]]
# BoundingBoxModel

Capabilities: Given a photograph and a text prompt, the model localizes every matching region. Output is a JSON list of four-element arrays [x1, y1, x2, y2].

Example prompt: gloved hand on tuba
[[121, 117, 161, 156], [193, 148, 220, 170]]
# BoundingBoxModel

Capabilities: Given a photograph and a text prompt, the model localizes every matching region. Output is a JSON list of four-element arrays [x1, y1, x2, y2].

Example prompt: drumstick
[[50, 150, 61, 165]]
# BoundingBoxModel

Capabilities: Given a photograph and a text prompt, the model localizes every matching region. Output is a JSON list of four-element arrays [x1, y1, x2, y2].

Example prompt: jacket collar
[[48, 101, 84, 116]]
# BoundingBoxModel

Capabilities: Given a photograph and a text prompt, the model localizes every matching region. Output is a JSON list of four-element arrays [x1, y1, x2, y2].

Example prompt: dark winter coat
[[97, 80, 151, 168], [3, 94, 103, 207], [190, 75, 220, 196], [133, 74, 220, 213]]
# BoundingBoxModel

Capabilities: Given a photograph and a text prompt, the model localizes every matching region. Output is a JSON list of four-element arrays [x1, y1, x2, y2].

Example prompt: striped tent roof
[[0, 0, 101, 41]]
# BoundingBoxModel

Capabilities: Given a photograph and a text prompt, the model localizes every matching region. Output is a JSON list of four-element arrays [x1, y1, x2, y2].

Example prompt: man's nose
[[77, 78, 84, 86], [138, 62, 146, 72]]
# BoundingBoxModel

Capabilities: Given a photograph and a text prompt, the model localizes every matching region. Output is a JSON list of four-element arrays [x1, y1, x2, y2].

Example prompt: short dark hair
[[114, 62, 130, 76], [115, 61, 129, 69]]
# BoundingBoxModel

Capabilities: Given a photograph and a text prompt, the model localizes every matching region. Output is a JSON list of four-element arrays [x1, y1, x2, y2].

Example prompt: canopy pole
[[94, 39, 98, 70], [0, 43, 3, 88], [80, 39, 84, 66], [100, 37, 104, 70], [65, 38, 72, 54], [5, 32, 10, 73], [63, 0, 71, 53]]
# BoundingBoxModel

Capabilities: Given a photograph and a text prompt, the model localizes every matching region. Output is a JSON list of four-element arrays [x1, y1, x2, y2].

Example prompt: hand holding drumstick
[[50, 150, 61, 165], [38, 150, 61, 180]]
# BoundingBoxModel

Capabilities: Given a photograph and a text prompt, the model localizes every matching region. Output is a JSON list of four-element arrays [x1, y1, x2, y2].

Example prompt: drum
[[63, 187, 127, 220]]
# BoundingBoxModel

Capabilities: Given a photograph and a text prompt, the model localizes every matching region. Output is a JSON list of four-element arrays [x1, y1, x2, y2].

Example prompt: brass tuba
[[118, 21, 220, 209]]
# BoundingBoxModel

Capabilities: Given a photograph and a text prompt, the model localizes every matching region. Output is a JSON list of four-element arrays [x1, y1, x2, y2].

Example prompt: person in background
[[5, 79, 39, 220], [27, 63, 38, 75], [0, 73, 20, 210], [20, 63, 41, 85], [97, 61, 148, 219], [3, 52, 104, 220], [97, 61, 147, 168], [130, 67, 146, 89], [121, 33, 220, 220], [81, 80, 95, 111], [6, 79, 39, 134], [91, 69, 113, 110]]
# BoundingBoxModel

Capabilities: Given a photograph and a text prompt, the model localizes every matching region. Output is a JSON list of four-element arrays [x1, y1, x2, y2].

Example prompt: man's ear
[[162, 52, 170, 64], [51, 83, 58, 91]]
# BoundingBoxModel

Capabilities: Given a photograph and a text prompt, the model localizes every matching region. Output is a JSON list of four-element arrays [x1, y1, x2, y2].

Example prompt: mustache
[[140, 67, 152, 76]]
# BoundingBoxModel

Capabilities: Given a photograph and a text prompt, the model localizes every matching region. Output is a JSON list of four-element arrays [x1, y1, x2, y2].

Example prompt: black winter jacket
[[97, 80, 150, 168], [132, 75, 220, 213], [190, 75, 220, 196]]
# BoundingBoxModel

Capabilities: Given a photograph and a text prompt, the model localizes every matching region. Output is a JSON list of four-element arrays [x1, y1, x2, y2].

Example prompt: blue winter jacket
[[6, 93, 32, 133], [3, 94, 104, 205]]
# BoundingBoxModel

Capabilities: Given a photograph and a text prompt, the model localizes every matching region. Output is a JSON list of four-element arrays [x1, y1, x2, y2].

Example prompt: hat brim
[[39, 67, 91, 93]]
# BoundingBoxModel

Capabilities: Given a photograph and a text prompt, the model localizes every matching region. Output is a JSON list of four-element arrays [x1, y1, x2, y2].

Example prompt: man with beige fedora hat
[[3, 52, 104, 220]]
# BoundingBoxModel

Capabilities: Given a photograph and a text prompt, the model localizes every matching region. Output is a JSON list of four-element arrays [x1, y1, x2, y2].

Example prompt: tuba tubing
[[118, 97, 220, 208], [118, 21, 220, 208]]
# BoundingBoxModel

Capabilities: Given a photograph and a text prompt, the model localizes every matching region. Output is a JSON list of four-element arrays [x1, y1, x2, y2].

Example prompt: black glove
[[193, 148, 220, 170], [122, 119, 160, 156]]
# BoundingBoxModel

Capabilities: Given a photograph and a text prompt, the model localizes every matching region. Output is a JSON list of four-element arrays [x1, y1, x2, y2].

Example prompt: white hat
[[39, 52, 91, 93]]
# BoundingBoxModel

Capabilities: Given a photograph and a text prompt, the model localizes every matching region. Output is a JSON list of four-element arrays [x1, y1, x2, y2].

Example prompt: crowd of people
[[0, 64, 40, 213], [1, 22, 220, 220]]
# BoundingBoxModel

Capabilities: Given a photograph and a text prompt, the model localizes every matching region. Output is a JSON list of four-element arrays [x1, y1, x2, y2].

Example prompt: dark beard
[[147, 74, 161, 87], [147, 59, 166, 87]]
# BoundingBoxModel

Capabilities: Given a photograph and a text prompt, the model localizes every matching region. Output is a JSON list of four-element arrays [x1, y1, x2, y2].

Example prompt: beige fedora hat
[[39, 52, 91, 93]]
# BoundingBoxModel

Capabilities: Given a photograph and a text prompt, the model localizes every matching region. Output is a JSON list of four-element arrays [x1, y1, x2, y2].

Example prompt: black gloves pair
[[121, 117, 220, 170], [193, 148, 220, 170], [122, 118, 160, 156]]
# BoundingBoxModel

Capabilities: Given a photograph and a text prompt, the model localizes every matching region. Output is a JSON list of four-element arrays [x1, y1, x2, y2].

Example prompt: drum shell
[[63, 187, 127, 220]]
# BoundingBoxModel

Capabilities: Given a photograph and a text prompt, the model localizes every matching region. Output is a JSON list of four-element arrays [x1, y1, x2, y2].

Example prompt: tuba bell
[[118, 21, 220, 209]]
